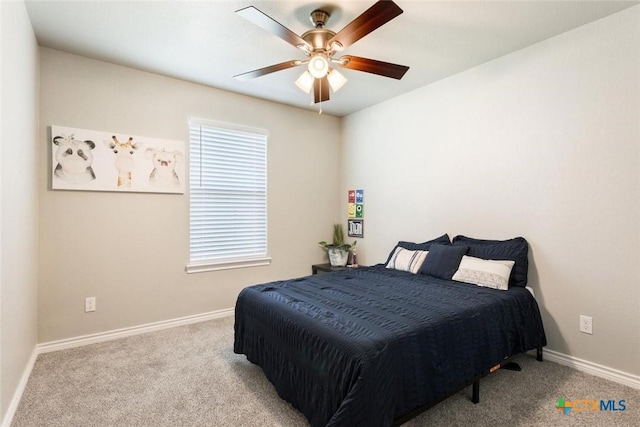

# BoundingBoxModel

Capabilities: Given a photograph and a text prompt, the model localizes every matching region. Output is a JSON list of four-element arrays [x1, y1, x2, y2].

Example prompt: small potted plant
[[319, 223, 356, 267]]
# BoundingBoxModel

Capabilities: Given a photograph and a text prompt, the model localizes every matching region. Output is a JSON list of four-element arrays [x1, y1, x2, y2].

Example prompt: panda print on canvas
[[51, 125, 185, 194]]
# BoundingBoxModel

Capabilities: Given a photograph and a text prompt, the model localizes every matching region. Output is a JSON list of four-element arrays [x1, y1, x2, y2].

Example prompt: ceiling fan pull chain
[[319, 79, 323, 115]]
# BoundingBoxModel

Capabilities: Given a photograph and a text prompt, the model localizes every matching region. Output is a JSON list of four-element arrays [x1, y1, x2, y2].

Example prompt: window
[[187, 119, 269, 273]]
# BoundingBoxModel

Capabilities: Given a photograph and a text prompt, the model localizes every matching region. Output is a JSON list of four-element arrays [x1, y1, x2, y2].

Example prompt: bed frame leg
[[472, 380, 480, 404], [537, 347, 543, 362]]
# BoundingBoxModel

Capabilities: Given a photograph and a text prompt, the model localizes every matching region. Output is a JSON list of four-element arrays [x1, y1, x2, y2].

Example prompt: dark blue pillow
[[452, 235, 529, 288], [385, 234, 451, 265], [419, 244, 468, 279]]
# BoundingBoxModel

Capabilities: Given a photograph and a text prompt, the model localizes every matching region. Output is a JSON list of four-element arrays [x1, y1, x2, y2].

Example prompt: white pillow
[[452, 256, 515, 291], [385, 247, 428, 274]]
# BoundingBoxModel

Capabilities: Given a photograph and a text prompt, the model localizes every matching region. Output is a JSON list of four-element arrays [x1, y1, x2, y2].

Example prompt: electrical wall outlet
[[85, 297, 96, 313], [579, 315, 592, 334]]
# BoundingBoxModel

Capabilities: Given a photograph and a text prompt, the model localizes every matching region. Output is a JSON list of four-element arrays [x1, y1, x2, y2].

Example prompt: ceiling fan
[[234, 0, 410, 105]]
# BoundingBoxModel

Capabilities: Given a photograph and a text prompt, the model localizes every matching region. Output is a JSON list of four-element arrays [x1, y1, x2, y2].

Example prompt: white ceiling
[[25, 0, 639, 117]]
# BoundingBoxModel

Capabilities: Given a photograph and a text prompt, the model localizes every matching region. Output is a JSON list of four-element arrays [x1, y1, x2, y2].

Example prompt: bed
[[234, 235, 547, 426]]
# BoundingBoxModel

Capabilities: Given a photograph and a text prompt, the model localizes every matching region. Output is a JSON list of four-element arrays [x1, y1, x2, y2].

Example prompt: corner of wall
[[0, 0, 40, 422]]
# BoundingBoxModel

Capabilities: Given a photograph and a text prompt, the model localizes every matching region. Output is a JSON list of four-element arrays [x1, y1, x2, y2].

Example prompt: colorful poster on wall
[[348, 189, 364, 235], [348, 203, 356, 218]]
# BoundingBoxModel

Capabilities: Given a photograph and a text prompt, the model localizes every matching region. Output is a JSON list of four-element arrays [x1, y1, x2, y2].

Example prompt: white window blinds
[[188, 119, 269, 272]]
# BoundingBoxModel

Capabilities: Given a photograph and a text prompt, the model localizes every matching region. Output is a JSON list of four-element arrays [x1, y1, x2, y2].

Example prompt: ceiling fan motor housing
[[310, 9, 330, 28], [303, 9, 337, 53], [301, 28, 336, 52]]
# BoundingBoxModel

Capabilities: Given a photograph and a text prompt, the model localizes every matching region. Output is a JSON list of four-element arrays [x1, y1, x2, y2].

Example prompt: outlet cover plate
[[85, 297, 96, 312], [580, 315, 592, 334]]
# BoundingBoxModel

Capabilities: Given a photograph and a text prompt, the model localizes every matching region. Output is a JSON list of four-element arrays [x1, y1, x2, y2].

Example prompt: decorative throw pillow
[[384, 234, 450, 265], [419, 244, 468, 279], [452, 256, 515, 291], [452, 235, 529, 288], [385, 247, 428, 274]]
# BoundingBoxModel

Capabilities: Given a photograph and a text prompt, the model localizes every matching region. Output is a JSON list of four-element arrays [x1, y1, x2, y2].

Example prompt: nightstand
[[312, 263, 348, 274], [312, 263, 363, 274]]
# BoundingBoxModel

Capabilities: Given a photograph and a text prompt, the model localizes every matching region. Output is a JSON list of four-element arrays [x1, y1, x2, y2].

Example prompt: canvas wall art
[[51, 125, 185, 194]]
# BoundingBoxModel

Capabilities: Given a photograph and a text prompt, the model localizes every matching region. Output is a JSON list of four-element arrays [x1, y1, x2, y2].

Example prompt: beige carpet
[[12, 316, 639, 426]]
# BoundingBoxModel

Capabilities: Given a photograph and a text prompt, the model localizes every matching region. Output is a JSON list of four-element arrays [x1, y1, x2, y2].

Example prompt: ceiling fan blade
[[234, 60, 302, 81], [339, 55, 409, 80], [313, 77, 330, 104], [236, 6, 310, 51], [328, 1, 403, 50]]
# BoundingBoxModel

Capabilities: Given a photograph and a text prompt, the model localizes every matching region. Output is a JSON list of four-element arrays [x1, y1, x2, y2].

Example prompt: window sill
[[185, 257, 272, 274]]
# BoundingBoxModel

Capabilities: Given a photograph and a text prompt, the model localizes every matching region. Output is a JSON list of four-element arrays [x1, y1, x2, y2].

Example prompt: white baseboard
[[1, 347, 38, 427], [539, 348, 640, 390], [37, 307, 234, 354]]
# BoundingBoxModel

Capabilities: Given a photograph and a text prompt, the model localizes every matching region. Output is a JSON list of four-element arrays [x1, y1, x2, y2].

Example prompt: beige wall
[[0, 0, 40, 421], [38, 48, 341, 343], [342, 6, 640, 375]]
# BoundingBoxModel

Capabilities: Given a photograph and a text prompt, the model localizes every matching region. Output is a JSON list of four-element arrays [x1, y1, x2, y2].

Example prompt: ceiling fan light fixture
[[295, 71, 314, 93], [327, 68, 347, 93], [308, 54, 329, 78]]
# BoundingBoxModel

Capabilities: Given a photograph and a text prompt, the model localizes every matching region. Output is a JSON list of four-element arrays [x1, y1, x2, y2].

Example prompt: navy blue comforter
[[234, 265, 546, 426]]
